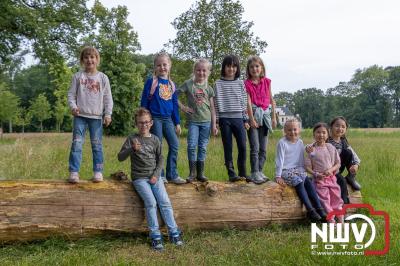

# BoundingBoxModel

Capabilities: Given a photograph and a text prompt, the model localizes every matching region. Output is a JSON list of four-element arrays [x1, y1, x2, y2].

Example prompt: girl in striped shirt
[[214, 55, 249, 182]]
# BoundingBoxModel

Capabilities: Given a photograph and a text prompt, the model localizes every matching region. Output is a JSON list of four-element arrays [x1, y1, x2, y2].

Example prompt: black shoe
[[169, 232, 184, 246], [196, 161, 208, 182], [316, 208, 327, 221], [151, 238, 164, 251], [346, 173, 361, 191], [307, 209, 322, 222], [186, 161, 197, 183], [226, 161, 240, 182]]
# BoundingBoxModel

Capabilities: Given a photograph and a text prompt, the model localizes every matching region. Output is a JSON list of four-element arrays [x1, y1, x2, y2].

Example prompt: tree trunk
[[8, 120, 12, 133], [0, 180, 362, 243], [40, 121, 43, 132]]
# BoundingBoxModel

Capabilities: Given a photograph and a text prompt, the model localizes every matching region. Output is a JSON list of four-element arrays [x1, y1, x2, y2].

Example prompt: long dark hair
[[329, 116, 349, 144], [220, 55, 240, 79]]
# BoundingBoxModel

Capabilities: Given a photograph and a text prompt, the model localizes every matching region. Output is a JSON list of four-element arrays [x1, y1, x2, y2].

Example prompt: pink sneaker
[[92, 172, 103, 183], [68, 172, 79, 184]]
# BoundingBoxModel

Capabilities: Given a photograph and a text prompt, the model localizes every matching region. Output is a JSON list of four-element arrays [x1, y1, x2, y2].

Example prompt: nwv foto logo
[[310, 204, 390, 256]]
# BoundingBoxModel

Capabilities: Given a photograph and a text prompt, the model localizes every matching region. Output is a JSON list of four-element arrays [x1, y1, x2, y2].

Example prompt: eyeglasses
[[137, 121, 152, 126]]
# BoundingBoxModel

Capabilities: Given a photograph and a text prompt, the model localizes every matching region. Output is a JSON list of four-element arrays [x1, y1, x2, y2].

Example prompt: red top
[[244, 77, 271, 110]]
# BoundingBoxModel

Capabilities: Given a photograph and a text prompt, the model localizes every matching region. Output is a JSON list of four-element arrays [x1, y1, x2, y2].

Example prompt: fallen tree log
[[0, 180, 361, 243]]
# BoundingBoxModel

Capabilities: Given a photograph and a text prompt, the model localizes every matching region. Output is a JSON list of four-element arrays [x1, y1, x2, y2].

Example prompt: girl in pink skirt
[[305, 122, 343, 223]]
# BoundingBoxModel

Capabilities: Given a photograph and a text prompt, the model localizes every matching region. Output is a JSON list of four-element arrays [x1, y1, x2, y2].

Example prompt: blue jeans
[[132, 178, 179, 239], [187, 121, 211, 161], [150, 116, 179, 180], [68, 116, 103, 172], [248, 126, 268, 173]]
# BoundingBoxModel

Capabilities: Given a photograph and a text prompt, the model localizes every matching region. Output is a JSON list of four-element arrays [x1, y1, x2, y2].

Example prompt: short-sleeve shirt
[[179, 79, 215, 122]]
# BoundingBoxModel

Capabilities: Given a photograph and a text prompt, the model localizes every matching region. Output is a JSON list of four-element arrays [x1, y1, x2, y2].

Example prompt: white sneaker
[[92, 172, 103, 183], [68, 172, 79, 184]]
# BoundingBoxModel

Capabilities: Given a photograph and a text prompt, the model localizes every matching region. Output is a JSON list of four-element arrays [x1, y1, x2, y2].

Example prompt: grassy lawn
[[0, 129, 399, 265]]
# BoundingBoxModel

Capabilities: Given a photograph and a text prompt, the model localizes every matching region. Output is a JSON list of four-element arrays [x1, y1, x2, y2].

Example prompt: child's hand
[[244, 122, 250, 130], [250, 119, 258, 128], [149, 176, 157, 185], [272, 118, 277, 129], [305, 145, 314, 154], [103, 116, 112, 127], [212, 125, 219, 136], [132, 138, 141, 152], [183, 106, 194, 114], [175, 124, 182, 135], [349, 164, 358, 174], [324, 169, 333, 176], [71, 108, 80, 116], [275, 177, 285, 185]]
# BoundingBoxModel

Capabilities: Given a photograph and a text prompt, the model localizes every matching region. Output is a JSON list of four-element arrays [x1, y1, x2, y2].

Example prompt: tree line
[[1, 0, 399, 136]]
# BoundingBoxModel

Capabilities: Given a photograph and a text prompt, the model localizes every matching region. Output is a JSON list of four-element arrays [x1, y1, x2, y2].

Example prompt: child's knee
[[71, 137, 83, 152], [91, 138, 103, 151]]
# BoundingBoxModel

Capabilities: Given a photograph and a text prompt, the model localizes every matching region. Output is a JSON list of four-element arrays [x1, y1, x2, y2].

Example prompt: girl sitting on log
[[275, 119, 327, 222], [118, 108, 184, 251], [305, 122, 344, 223]]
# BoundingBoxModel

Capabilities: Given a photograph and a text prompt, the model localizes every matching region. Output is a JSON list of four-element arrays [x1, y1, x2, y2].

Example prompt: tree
[[29, 94, 52, 132], [386, 66, 400, 127], [84, 1, 145, 135], [293, 88, 325, 128], [0, 0, 89, 66], [274, 91, 295, 112], [15, 108, 32, 134], [168, 0, 267, 82], [53, 100, 68, 132], [0, 85, 20, 134], [350, 65, 390, 127]]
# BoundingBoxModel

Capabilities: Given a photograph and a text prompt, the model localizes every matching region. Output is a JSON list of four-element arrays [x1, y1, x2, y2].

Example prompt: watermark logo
[[310, 204, 390, 256]]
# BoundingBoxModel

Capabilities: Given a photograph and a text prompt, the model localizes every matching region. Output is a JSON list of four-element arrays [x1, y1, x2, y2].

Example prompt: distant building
[[275, 106, 302, 128]]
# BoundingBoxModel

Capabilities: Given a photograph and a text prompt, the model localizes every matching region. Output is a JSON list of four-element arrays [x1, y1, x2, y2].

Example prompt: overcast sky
[[99, 0, 400, 93]]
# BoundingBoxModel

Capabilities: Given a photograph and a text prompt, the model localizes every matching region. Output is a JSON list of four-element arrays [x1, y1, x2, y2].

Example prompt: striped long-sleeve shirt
[[214, 78, 248, 120]]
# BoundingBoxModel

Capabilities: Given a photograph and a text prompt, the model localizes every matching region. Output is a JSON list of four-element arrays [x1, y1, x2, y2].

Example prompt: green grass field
[[0, 129, 399, 265]]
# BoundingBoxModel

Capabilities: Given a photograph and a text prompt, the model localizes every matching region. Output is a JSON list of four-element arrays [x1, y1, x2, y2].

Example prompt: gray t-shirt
[[67, 71, 113, 119], [179, 79, 215, 122], [117, 133, 163, 180]]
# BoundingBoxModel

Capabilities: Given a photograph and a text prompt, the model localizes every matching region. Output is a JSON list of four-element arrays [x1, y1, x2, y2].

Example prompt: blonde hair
[[284, 118, 300, 130], [246, 55, 266, 79], [192, 58, 211, 86], [151, 52, 175, 92], [80, 46, 100, 65]]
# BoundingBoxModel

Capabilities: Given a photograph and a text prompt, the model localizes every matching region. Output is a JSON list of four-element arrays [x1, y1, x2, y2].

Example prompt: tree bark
[[0, 180, 362, 243]]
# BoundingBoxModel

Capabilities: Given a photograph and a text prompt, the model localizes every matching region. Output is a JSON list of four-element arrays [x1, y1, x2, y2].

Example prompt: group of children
[[66, 46, 361, 251]]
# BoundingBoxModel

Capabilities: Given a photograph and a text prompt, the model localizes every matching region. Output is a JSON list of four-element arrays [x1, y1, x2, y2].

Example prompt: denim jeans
[[247, 126, 268, 173], [218, 118, 247, 176], [132, 177, 179, 239], [295, 177, 323, 211], [150, 116, 179, 180], [68, 116, 103, 173], [187, 121, 211, 161]]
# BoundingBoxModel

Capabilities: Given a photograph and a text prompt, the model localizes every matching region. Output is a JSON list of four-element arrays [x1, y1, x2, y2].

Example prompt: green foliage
[[386, 66, 400, 127], [29, 93, 52, 132], [293, 88, 325, 128], [85, 1, 145, 136], [0, 85, 20, 132], [168, 0, 267, 82], [0, 0, 89, 65]]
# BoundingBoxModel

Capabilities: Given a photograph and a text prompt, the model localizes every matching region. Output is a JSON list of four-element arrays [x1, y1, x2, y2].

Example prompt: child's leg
[[196, 122, 211, 162], [150, 117, 165, 178], [328, 175, 344, 212], [315, 180, 333, 214], [304, 177, 323, 209], [187, 122, 199, 162], [231, 119, 247, 177], [162, 117, 180, 180], [68, 116, 87, 173], [219, 118, 237, 178], [151, 177, 179, 236], [335, 173, 350, 204], [248, 127, 260, 174], [257, 126, 268, 172], [339, 148, 353, 174], [132, 179, 161, 239], [87, 118, 103, 173], [294, 181, 314, 211]]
